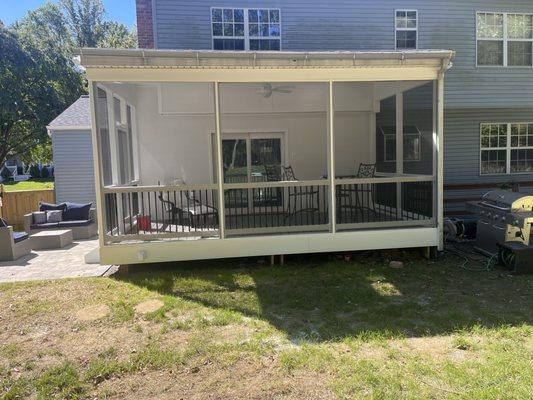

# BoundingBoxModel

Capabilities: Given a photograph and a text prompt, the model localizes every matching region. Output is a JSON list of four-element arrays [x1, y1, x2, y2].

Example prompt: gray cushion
[[58, 220, 93, 228], [46, 210, 63, 223], [31, 222, 60, 229], [13, 232, 29, 243], [32, 211, 47, 225]]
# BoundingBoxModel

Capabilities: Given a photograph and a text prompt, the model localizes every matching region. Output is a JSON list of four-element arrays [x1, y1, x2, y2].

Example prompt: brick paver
[[0, 239, 112, 283]]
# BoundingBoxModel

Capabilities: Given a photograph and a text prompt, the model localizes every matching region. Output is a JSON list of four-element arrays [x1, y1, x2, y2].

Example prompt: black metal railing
[[223, 182, 329, 232], [103, 185, 219, 241], [335, 178, 434, 226]]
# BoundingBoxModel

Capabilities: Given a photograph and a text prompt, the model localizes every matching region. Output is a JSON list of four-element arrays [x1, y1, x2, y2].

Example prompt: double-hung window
[[211, 8, 281, 51], [477, 12, 533, 66], [480, 122, 533, 174], [395, 10, 418, 49]]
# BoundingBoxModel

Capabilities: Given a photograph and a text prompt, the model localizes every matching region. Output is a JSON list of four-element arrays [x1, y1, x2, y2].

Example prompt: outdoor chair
[[337, 163, 376, 223], [0, 219, 31, 262], [158, 190, 218, 230], [281, 166, 320, 221]]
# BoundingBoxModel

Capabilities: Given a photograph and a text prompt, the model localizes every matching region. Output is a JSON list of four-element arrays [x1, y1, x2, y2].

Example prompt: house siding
[[51, 130, 96, 206], [444, 108, 533, 184], [153, 0, 533, 109]]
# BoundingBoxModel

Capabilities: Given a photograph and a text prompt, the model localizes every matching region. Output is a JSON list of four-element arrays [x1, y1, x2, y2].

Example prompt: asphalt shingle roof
[[48, 95, 91, 129]]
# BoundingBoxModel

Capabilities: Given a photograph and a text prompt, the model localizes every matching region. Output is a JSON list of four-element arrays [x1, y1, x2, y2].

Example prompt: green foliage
[[41, 166, 50, 179], [1, 0, 137, 166], [99, 21, 138, 49], [59, 0, 137, 48], [29, 165, 41, 179], [0, 25, 84, 167], [60, 0, 105, 47], [28, 143, 53, 165]]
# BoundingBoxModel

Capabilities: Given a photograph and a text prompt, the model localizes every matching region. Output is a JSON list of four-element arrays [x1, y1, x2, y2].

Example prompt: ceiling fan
[[258, 83, 294, 98]]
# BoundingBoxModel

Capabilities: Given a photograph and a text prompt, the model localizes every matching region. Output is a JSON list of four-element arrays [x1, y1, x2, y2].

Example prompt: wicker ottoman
[[30, 229, 73, 250]]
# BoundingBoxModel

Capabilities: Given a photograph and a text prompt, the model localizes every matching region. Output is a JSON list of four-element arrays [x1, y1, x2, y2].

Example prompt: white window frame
[[210, 7, 282, 51], [476, 11, 533, 68], [395, 9, 418, 50], [108, 90, 139, 184], [383, 133, 421, 162], [479, 122, 533, 175]]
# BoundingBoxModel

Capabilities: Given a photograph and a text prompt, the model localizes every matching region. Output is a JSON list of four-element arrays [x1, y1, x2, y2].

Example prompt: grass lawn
[[0, 251, 531, 399], [1, 179, 54, 192]]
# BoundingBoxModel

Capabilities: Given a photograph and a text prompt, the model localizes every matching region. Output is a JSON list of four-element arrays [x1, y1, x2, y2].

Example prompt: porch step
[[84, 247, 100, 264]]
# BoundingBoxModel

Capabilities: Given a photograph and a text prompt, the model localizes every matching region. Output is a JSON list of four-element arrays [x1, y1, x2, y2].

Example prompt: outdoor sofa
[[24, 202, 97, 240], [0, 219, 31, 261]]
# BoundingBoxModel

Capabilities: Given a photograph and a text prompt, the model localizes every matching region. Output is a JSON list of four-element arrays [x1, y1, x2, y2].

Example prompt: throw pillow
[[32, 211, 47, 225], [63, 202, 92, 221], [46, 210, 63, 223], [39, 202, 66, 212]]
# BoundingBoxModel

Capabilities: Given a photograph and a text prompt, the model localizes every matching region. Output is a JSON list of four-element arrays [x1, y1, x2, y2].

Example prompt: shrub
[[41, 166, 50, 179], [29, 165, 40, 179], [1, 167, 12, 181], [17, 166, 24, 175]]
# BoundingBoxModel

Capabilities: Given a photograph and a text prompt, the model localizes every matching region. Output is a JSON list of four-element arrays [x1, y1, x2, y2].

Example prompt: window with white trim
[[395, 10, 417, 49], [380, 125, 421, 162], [480, 122, 533, 174], [477, 12, 533, 67], [211, 8, 281, 51]]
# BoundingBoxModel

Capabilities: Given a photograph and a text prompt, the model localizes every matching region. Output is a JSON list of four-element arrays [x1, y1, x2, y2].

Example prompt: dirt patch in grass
[[134, 299, 164, 314], [76, 304, 111, 321], [95, 358, 334, 400]]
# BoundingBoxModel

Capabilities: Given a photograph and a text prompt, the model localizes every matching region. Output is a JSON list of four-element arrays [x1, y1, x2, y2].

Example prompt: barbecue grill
[[466, 189, 533, 257]]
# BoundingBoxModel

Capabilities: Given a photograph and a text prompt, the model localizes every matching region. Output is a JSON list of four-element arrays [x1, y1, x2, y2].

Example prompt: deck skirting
[[99, 227, 439, 265]]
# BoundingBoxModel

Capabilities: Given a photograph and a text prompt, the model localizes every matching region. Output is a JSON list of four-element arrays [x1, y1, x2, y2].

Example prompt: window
[[211, 8, 281, 51], [96, 88, 112, 186], [381, 126, 421, 162], [480, 122, 533, 174], [477, 12, 533, 67], [214, 133, 284, 208], [395, 10, 417, 49]]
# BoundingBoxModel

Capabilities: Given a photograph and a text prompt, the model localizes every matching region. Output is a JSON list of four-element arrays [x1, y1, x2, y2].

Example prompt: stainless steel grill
[[466, 189, 533, 256]]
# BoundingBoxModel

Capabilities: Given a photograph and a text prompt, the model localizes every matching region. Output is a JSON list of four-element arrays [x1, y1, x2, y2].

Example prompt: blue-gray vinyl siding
[[153, 0, 533, 109], [444, 108, 533, 184], [51, 130, 96, 206]]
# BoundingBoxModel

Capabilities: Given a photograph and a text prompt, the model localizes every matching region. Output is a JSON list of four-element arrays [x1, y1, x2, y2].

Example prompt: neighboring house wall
[[51, 130, 96, 206]]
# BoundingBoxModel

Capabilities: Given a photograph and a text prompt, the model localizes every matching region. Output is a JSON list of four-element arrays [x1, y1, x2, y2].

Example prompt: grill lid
[[482, 189, 533, 212]]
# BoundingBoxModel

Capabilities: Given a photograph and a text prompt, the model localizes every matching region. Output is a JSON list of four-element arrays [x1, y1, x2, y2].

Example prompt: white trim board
[[100, 227, 439, 264]]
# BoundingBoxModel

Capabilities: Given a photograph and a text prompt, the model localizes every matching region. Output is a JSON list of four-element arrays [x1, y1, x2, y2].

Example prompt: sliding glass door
[[217, 133, 284, 209]]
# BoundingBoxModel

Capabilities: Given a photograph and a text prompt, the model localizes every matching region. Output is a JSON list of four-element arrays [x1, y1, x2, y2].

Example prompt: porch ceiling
[[76, 48, 454, 83]]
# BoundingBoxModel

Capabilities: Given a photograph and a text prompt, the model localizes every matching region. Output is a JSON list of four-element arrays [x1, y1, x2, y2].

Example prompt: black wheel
[[499, 247, 516, 272]]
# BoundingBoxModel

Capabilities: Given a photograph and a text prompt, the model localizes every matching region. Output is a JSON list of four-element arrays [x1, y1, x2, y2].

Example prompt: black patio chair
[[158, 191, 218, 230], [337, 163, 376, 223], [281, 166, 320, 221]]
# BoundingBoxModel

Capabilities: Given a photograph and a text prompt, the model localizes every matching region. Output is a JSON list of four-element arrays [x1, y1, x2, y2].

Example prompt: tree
[[99, 21, 137, 49], [60, 0, 105, 47], [0, 26, 83, 167]]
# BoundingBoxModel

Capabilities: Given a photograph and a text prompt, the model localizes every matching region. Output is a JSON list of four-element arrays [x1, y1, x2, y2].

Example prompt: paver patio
[[0, 239, 113, 282]]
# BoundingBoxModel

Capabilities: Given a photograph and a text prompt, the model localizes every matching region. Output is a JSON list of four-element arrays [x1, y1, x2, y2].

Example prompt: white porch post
[[328, 81, 337, 233], [88, 82, 107, 248], [105, 88, 124, 233], [437, 75, 445, 251], [214, 82, 226, 239], [396, 93, 404, 220]]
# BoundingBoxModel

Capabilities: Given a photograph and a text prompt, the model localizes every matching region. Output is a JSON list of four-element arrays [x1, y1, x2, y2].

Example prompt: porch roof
[[76, 48, 454, 70]]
